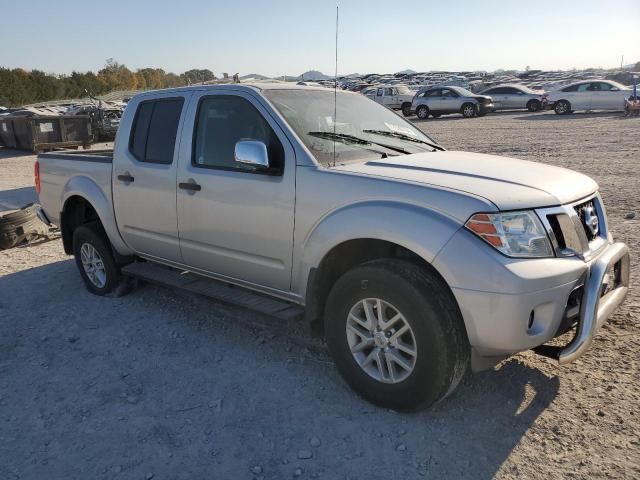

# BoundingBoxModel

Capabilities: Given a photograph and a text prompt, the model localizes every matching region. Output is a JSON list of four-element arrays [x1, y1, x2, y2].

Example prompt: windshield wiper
[[308, 131, 410, 155], [362, 129, 445, 151]]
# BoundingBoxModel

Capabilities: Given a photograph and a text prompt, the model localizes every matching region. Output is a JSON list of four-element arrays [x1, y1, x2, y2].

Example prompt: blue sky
[[1, 0, 638, 76]]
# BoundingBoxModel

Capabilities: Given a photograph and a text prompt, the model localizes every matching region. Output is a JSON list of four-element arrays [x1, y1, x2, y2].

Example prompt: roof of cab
[[131, 82, 341, 99]]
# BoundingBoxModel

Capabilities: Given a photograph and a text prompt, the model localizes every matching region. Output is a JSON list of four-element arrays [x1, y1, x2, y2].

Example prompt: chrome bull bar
[[558, 242, 630, 365]]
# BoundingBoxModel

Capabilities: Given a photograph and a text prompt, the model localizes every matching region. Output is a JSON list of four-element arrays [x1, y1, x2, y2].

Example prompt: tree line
[[0, 59, 216, 107]]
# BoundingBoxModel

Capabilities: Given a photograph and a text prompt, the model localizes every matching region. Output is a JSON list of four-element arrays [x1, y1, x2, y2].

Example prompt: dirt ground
[[0, 112, 638, 480]]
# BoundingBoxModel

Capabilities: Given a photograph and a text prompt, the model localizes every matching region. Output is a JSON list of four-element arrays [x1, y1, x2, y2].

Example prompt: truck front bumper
[[433, 229, 630, 368], [542, 242, 629, 365]]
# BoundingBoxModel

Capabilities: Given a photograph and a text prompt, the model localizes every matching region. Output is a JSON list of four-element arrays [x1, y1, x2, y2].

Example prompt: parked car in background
[[348, 83, 375, 92], [365, 85, 415, 116], [480, 84, 546, 112], [548, 80, 631, 115], [410, 86, 493, 119]]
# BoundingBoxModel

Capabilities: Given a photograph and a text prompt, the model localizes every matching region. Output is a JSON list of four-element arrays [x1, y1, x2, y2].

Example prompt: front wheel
[[73, 223, 120, 295], [461, 103, 476, 118], [324, 259, 470, 411]]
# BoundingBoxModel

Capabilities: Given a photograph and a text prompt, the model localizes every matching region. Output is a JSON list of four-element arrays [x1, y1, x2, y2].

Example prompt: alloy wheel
[[346, 298, 417, 384], [80, 243, 107, 288]]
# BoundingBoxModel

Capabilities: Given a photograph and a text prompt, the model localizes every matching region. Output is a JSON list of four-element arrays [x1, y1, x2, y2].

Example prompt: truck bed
[[37, 149, 114, 227]]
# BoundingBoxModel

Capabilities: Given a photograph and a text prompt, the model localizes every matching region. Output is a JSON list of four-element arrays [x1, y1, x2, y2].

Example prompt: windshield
[[263, 89, 440, 165]]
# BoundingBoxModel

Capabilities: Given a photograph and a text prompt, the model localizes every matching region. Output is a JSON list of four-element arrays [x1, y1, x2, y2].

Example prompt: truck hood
[[333, 151, 598, 210]]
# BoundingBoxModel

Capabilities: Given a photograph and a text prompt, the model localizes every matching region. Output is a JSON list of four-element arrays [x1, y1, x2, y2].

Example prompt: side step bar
[[121, 262, 304, 322]]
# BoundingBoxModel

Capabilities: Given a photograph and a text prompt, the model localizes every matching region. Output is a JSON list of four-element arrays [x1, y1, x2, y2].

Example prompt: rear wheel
[[461, 103, 476, 118], [416, 105, 429, 120], [324, 259, 469, 411], [527, 99, 541, 112], [401, 103, 412, 117], [554, 100, 571, 115], [73, 223, 119, 295]]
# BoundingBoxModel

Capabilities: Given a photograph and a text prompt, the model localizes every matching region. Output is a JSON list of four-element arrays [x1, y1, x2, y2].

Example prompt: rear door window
[[129, 98, 184, 164]]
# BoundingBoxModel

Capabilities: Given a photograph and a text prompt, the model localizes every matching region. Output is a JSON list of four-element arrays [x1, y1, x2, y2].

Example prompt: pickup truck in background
[[36, 84, 630, 411], [365, 85, 415, 116]]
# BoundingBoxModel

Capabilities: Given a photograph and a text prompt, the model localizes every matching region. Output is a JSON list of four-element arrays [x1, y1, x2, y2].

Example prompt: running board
[[121, 262, 304, 321]]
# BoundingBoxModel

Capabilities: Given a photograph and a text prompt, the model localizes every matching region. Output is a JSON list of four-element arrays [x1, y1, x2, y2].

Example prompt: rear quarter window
[[129, 98, 184, 164]]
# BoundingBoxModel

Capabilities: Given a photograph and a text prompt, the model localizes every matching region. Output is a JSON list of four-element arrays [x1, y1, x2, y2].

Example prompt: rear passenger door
[[113, 93, 189, 262], [573, 83, 592, 109], [424, 89, 442, 110]]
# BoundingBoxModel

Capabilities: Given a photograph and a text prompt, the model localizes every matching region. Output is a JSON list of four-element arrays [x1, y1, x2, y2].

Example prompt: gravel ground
[[0, 112, 638, 480]]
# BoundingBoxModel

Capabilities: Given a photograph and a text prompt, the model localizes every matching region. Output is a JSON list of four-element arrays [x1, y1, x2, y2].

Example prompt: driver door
[[176, 91, 296, 291], [590, 82, 623, 110]]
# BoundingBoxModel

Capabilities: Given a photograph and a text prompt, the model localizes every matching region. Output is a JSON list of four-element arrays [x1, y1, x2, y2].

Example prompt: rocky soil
[[0, 112, 638, 479]]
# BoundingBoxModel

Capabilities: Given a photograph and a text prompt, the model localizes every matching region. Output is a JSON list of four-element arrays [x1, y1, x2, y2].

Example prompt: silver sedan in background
[[480, 84, 546, 112]]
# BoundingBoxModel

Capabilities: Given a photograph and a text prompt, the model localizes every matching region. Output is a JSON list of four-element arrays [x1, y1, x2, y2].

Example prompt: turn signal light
[[466, 214, 503, 248]]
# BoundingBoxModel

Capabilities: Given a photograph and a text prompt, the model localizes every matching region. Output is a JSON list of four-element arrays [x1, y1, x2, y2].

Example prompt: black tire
[[527, 99, 541, 112], [0, 204, 46, 250], [461, 103, 476, 118], [72, 223, 119, 295], [401, 103, 412, 117], [554, 100, 571, 115], [324, 259, 469, 411], [415, 105, 430, 120]]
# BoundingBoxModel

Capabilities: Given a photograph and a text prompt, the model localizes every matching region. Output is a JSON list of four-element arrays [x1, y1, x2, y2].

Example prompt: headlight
[[465, 211, 553, 258]]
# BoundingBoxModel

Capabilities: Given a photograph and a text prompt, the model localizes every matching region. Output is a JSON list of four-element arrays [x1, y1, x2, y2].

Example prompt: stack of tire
[[0, 204, 49, 250]]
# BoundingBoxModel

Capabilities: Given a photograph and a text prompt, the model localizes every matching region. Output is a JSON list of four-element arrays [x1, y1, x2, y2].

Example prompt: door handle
[[117, 173, 134, 183], [179, 181, 202, 192]]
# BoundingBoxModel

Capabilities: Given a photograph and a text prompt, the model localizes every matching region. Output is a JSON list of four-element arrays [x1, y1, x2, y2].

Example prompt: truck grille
[[547, 215, 566, 250], [538, 195, 606, 258], [574, 198, 599, 241]]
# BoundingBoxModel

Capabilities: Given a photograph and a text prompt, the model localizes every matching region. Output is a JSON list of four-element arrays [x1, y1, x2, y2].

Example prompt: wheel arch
[[297, 201, 463, 335], [60, 176, 132, 256]]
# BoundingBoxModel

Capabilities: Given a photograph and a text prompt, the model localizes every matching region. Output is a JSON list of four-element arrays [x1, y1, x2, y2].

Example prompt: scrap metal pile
[[0, 94, 124, 152]]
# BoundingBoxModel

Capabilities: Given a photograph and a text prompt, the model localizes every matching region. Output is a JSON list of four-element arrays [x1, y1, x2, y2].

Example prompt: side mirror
[[610, 87, 619, 92], [234, 140, 281, 175]]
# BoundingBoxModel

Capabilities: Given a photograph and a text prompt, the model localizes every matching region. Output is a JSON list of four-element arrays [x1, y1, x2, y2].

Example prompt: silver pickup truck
[[36, 84, 630, 411]]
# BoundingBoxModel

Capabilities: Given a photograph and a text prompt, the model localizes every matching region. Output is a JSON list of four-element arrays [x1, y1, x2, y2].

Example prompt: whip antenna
[[333, 4, 339, 167]]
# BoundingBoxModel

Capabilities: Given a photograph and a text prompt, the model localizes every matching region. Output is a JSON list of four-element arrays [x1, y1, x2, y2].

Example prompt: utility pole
[[621, 55, 624, 70]]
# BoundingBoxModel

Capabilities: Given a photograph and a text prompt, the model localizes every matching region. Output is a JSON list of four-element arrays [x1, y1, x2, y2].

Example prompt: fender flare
[[61, 175, 133, 256], [292, 200, 462, 296]]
